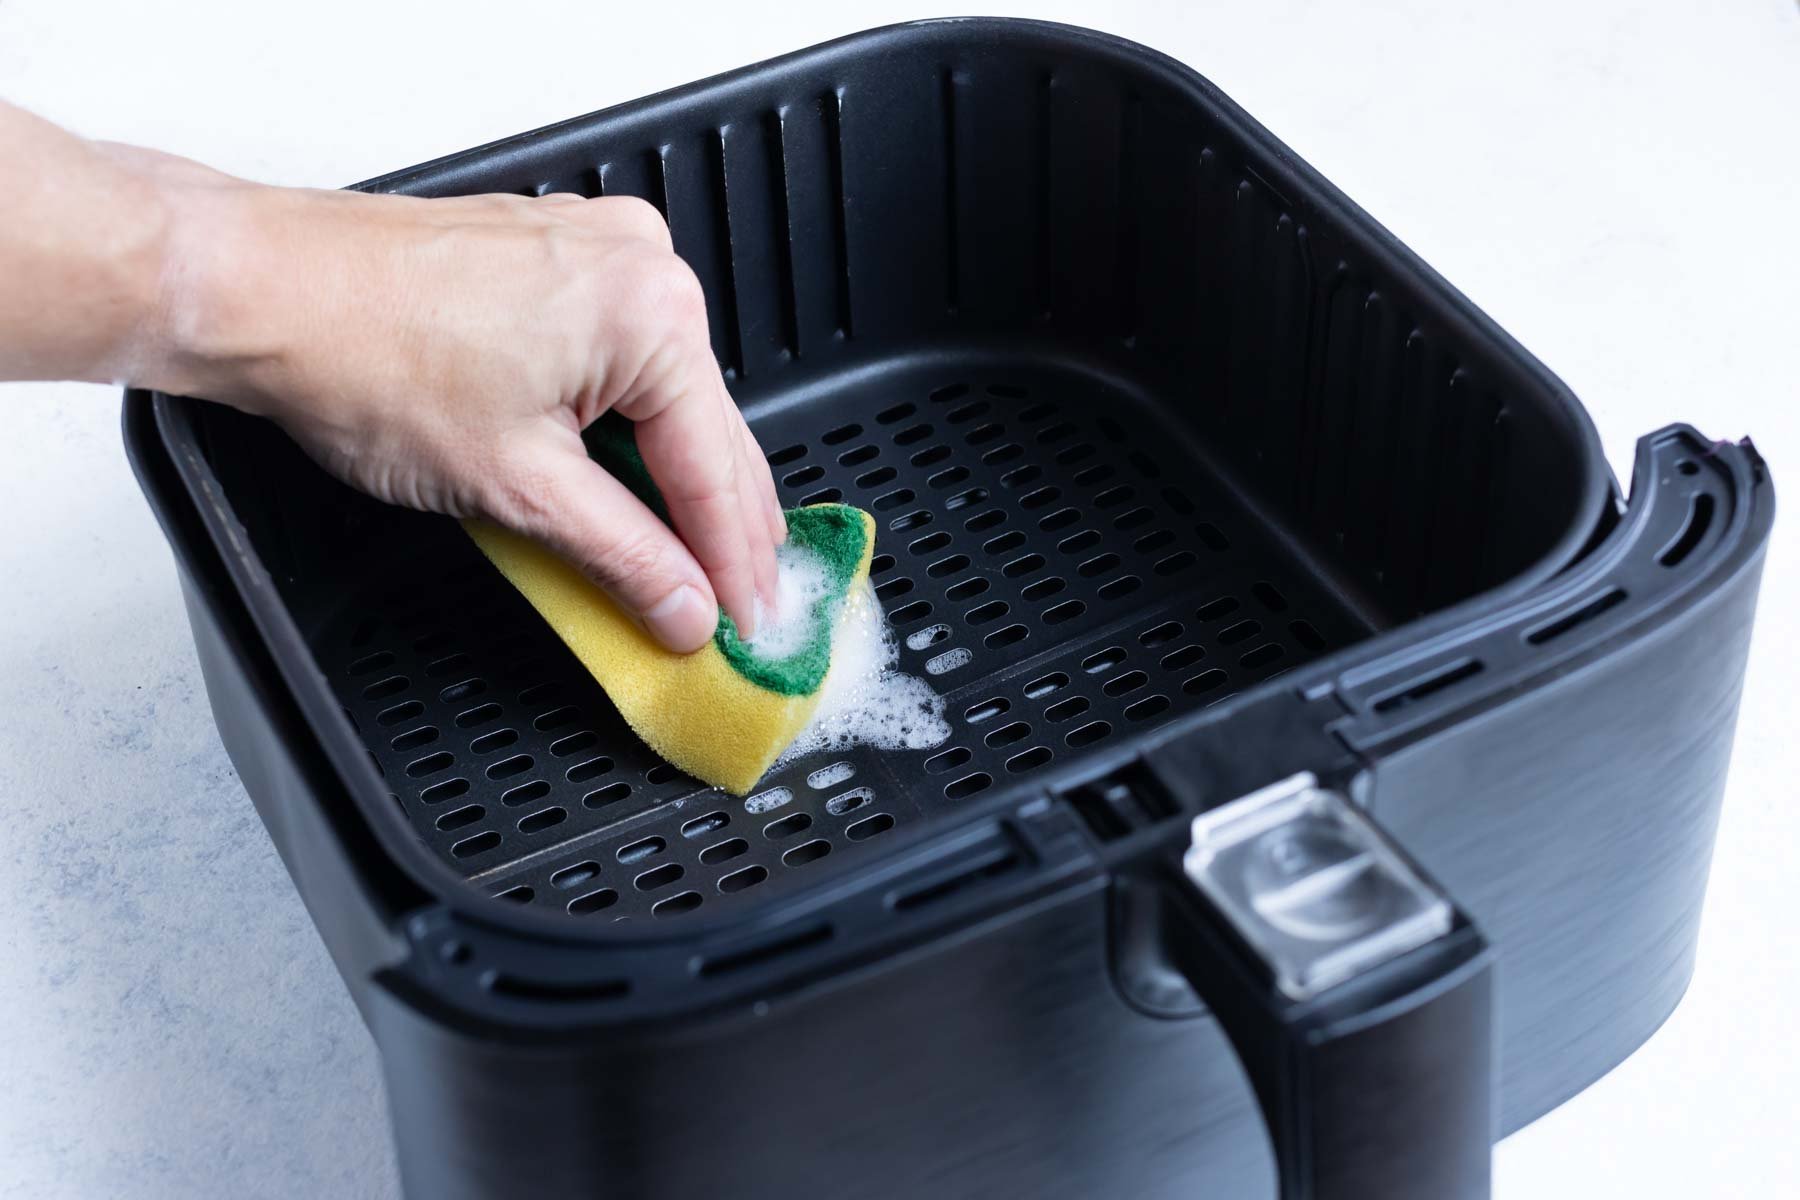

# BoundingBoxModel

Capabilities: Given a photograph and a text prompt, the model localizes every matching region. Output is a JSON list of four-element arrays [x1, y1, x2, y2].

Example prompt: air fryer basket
[[316, 361, 1396, 918], [182, 30, 1606, 924], [126, 18, 1772, 1200]]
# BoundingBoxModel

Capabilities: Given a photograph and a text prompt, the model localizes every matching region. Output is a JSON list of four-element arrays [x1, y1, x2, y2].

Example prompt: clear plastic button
[[1183, 772, 1452, 1001]]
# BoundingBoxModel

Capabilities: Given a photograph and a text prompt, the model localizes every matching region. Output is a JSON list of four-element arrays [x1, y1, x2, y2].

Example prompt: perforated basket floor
[[322, 359, 1371, 921]]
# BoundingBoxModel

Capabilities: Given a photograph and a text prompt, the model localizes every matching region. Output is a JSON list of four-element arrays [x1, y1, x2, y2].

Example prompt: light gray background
[[2, 2, 1794, 1196]]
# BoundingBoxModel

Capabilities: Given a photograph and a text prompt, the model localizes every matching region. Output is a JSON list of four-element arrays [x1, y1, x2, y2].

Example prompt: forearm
[[0, 102, 781, 648], [0, 101, 183, 386]]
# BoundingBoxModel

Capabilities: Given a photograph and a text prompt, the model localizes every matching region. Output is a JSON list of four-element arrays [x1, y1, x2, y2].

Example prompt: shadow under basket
[[127, 19, 1773, 1200]]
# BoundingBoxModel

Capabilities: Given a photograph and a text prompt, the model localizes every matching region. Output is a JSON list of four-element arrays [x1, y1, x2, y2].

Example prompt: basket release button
[[1182, 771, 1451, 1000]]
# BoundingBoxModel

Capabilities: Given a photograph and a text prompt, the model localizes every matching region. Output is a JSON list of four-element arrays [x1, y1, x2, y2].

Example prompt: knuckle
[[655, 260, 710, 326], [481, 460, 558, 533], [478, 192, 528, 215], [612, 249, 709, 340], [479, 460, 683, 607], [597, 194, 673, 247], [663, 481, 736, 513], [632, 250, 706, 315], [593, 530, 681, 598]]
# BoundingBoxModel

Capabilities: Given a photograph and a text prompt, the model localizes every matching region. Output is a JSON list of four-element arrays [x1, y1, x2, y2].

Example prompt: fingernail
[[644, 584, 714, 653], [770, 505, 789, 544]]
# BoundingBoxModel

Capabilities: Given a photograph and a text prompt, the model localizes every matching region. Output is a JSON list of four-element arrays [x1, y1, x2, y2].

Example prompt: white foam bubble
[[925, 647, 973, 675], [824, 786, 874, 816], [806, 761, 857, 790], [905, 623, 952, 652], [745, 786, 793, 814], [775, 581, 951, 766], [743, 542, 835, 660]]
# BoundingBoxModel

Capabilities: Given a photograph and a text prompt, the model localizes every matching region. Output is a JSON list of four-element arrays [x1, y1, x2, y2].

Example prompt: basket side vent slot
[[1526, 588, 1627, 646], [1659, 493, 1715, 569], [482, 971, 630, 1004], [1065, 762, 1179, 842], [889, 838, 1025, 913], [697, 923, 834, 978], [1371, 657, 1485, 715]]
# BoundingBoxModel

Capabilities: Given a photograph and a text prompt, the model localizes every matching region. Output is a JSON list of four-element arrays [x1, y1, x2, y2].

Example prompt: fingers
[[584, 239, 775, 638], [712, 379, 779, 603], [725, 388, 779, 609], [732, 400, 787, 546], [495, 434, 720, 653], [630, 359, 768, 639], [596, 249, 778, 639]]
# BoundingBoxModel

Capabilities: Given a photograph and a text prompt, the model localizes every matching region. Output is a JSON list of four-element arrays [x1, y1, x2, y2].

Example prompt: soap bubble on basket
[[742, 542, 838, 660], [774, 577, 951, 767]]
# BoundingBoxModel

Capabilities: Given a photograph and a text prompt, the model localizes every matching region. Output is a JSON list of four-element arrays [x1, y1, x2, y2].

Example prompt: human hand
[[130, 150, 784, 653]]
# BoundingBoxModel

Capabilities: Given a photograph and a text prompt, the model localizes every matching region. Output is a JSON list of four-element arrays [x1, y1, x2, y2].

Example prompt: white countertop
[[2, 2, 1794, 1196]]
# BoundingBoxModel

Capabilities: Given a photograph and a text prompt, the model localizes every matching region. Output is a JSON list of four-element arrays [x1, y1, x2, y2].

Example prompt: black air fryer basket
[[126, 19, 1773, 1200]]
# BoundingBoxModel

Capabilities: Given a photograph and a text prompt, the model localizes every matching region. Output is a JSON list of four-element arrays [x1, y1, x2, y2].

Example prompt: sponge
[[463, 419, 875, 795]]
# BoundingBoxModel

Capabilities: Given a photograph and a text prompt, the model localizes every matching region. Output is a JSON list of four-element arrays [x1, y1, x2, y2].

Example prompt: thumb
[[492, 441, 720, 653]]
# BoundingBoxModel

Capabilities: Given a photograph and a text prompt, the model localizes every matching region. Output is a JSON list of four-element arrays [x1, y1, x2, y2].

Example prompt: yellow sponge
[[464, 503, 875, 796]]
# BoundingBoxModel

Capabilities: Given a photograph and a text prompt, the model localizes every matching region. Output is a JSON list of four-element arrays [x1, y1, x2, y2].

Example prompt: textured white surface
[[0, 2, 1794, 1197]]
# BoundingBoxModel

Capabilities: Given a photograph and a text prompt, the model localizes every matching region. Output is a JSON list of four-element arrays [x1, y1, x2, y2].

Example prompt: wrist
[[139, 174, 289, 411]]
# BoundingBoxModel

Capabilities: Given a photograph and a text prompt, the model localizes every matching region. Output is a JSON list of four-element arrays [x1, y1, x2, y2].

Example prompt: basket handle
[[1156, 772, 1494, 1200]]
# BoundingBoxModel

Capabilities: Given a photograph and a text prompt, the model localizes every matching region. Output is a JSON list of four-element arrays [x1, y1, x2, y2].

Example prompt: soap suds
[[745, 786, 794, 815], [744, 543, 836, 661], [925, 647, 972, 675], [806, 761, 857, 790], [775, 581, 951, 765], [905, 623, 952, 652], [824, 787, 875, 816]]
